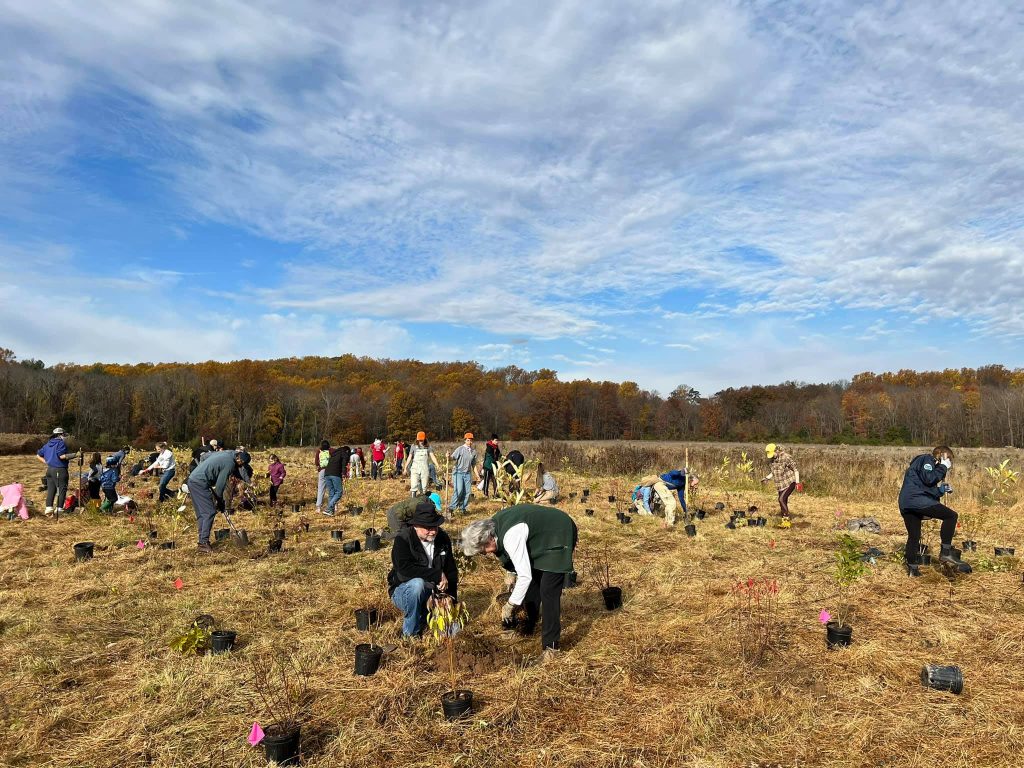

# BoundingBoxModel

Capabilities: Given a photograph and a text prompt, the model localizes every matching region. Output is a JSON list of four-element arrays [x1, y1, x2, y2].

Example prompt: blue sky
[[2, 1, 1022, 396]]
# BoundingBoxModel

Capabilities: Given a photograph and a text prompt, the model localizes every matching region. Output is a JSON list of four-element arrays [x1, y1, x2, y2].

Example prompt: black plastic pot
[[615, 511, 624, 521], [441, 689, 474, 720], [602, 586, 623, 610], [343, 540, 361, 554], [354, 643, 383, 676], [160, 541, 176, 550], [566, 571, 578, 588], [350, 507, 360, 517], [620, 515, 631, 524], [994, 547, 1016, 556], [696, 510, 706, 520], [210, 630, 236, 654], [758, 517, 767, 527], [748, 505, 759, 513], [569, 492, 577, 499], [961, 540, 977, 551], [921, 664, 963, 695], [684, 523, 697, 538], [365, 534, 382, 552], [582, 489, 590, 497], [714, 502, 725, 511], [725, 521, 736, 530], [268, 538, 283, 553], [214, 528, 230, 542], [73, 542, 94, 561], [608, 495, 616, 503], [356, 506, 364, 514], [584, 509, 594, 516], [149, 529, 159, 539], [262, 725, 301, 766], [355, 608, 378, 631], [274, 529, 286, 540], [825, 621, 853, 649], [331, 529, 344, 541]]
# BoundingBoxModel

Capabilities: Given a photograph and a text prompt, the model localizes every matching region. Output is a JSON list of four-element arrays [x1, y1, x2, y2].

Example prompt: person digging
[[460, 504, 578, 660], [898, 445, 971, 576], [387, 501, 459, 637], [632, 468, 694, 526], [186, 449, 253, 554]]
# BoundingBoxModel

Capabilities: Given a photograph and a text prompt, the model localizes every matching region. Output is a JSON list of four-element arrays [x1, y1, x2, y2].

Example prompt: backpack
[[319, 450, 330, 469]]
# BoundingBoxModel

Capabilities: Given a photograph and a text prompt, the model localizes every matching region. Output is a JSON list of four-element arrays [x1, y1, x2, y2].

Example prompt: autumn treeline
[[1, 349, 1022, 448]]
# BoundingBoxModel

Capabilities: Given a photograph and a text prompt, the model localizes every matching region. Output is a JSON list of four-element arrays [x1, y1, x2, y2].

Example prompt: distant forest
[[2, 348, 1022, 448]]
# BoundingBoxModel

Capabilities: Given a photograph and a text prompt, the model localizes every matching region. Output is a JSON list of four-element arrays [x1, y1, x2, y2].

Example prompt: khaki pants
[[410, 465, 430, 495], [535, 489, 558, 504]]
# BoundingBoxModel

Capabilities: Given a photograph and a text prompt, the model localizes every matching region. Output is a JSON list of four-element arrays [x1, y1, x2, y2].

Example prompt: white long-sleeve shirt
[[146, 449, 176, 473], [503, 522, 534, 606]]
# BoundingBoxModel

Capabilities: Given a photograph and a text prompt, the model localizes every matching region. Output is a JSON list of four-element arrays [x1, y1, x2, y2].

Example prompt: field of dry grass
[[1, 442, 1023, 767]]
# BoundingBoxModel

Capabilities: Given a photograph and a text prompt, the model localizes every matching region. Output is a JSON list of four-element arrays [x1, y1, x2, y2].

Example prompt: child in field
[[762, 444, 800, 519], [268, 454, 286, 506], [534, 462, 560, 504]]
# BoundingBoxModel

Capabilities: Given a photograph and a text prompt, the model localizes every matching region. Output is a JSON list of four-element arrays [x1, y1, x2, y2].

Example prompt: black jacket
[[387, 526, 458, 600], [898, 453, 948, 510], [325, 447, 350, 478]]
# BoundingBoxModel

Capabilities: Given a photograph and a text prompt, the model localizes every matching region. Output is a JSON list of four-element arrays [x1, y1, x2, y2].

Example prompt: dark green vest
[[493, 504, 577, 573]]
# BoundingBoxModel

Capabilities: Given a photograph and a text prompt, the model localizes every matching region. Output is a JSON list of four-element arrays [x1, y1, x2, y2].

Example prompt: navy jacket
[[660, 470, 688, 512], [37, 438, 70, 468], [898, 453, 948, 510]]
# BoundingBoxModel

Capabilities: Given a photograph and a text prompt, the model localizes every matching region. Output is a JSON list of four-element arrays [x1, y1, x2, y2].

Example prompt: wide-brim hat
[[52, 427, 66, 435], [409, 501, 445, 528]]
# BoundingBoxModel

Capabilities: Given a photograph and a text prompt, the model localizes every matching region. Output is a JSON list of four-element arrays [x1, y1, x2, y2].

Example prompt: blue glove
[[940, 483, 953, 496]]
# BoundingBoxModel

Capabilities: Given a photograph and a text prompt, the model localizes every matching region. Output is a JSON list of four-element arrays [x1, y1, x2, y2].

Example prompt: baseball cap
[[416, 431, 426, 441], [765, 443, 777, 458], [52, 427, 66, 435], [428, 492, 442, 511], [464, 432, 474, 440]]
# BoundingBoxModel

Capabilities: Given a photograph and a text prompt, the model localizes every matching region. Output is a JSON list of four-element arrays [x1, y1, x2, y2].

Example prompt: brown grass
[[1, 444, 1023, 767]]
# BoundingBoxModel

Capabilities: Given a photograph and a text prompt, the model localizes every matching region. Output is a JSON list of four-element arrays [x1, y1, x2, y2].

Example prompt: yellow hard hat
[[765, 443, 777, 458]]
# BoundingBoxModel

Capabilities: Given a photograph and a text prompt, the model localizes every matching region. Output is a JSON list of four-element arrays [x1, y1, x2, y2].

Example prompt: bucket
[[354, 643, 383, 676], [921, 664, 963, 695]]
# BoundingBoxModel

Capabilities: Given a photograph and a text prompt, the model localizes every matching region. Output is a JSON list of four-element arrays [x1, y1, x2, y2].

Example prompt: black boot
[[940, 545, 972, 574], [905, 554, 922, 577]]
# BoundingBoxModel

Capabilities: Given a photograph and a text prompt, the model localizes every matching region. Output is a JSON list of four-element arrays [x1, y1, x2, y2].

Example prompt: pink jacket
[[0, 483, 30, 520], [269, 461, 287, 485]]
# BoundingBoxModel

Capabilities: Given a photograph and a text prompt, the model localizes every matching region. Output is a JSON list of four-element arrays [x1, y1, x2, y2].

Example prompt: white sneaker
[[44, 506, 54, 516]]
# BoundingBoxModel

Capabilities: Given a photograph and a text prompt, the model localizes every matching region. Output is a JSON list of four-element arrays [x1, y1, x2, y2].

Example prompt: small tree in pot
[[826, 534, 867, 649], [426, 593, 472, 720], [248, 654, 310, 766]]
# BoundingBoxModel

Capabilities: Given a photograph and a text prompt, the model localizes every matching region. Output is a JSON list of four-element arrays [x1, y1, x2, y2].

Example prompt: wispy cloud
[[0, 1, 1021, 391]]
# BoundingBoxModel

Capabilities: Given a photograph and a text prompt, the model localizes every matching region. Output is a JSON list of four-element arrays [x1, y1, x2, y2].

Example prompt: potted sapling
[[590, 547, 622, 610], [364, 483, 384, 551], [248, 654, 310, 767], [427, 595, 472, 720], [824, 534, 867, 649]]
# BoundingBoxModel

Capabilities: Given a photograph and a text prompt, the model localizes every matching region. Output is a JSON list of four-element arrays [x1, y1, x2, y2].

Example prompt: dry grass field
[[1, 441, 1023, 767]]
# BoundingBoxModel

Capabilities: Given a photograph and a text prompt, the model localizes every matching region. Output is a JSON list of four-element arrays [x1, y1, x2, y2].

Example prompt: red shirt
[[395, 442, 405, 459], [371, 443, 387, 461]]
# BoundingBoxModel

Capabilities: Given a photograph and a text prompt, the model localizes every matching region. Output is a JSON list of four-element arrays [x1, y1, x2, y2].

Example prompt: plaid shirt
[[769, 450, 798, 492]]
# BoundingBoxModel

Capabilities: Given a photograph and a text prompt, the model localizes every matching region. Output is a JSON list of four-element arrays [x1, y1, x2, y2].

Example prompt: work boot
[[197, 542, 213, 554], [541, 647, 561, 665], [905, 554, 922, 577], [940, 545, 972, 574]]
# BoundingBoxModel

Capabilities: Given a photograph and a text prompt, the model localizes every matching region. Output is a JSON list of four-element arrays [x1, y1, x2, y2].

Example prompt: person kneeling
[[387, 501, 459, 637], [898, 445, 971, 576]]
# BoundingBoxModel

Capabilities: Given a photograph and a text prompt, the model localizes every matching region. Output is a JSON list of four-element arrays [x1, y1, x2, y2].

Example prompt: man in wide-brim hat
[[387, 500, 459, 637]]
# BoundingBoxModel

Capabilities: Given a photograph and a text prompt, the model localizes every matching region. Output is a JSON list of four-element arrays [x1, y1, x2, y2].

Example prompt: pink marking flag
[[136, 540, 146, 549], [818, 609, 832, 624], [248, 722, 265, 746], [173, 577, 184, 590]]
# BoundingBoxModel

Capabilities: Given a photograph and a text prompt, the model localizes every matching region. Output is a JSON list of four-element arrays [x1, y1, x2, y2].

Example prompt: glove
[[939, 456, 952, 469], [501, 602, 516, 622]]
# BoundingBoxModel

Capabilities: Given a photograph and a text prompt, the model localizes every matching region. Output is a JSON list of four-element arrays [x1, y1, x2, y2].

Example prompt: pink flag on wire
[[173, 577, 184, 590], [248, 722, 265, 745], [136, 540, 146, 549], [818, 609, 831, 624]]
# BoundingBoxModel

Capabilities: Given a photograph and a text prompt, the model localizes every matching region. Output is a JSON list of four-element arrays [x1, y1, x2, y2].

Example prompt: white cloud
[[1, 0, 1022, 390]]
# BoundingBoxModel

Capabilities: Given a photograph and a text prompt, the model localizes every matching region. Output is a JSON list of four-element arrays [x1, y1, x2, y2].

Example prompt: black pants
[[46, 467, 69, 509], [522, 570, 566, 650], [371, 460, 383, 480], [88, 480, 101, 500], [901, 504, 957, 561], [269, 484, 279, 505], [482, 467, 497, 497], [102, 486, 118, 506]]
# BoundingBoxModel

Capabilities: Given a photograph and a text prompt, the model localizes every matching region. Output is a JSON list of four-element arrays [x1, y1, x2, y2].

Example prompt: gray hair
[[461, 518, 497, 556]]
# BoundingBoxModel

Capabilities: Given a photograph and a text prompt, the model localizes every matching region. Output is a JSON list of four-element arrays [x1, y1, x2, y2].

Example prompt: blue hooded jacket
[[660, 470, 688, 512], [37, 438, 70, 468], [898, 453, 948, 510]]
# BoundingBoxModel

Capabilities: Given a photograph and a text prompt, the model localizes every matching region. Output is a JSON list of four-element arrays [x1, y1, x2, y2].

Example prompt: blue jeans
[[159, 467, 176, 502], [450, 471, 470, 512], [325, 474, 343, 513], [392, 578, 430, 636]]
